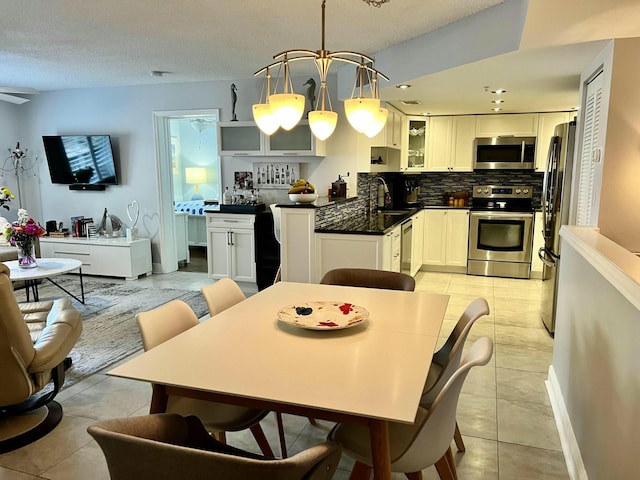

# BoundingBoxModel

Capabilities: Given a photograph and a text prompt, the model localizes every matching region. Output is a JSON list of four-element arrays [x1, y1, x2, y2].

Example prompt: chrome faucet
[[369, 177, 391, 215]]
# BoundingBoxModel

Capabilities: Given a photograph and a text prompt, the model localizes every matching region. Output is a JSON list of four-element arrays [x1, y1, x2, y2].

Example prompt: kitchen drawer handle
[[55, 251, 90, 256], [223, 220, 240, 223]]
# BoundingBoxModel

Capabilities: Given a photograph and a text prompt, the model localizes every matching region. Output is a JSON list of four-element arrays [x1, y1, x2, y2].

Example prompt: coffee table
[[3, 257, 85, 304]]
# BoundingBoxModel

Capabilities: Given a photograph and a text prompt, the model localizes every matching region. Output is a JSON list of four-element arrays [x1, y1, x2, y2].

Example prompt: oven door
[[468, 211, 533, 263]]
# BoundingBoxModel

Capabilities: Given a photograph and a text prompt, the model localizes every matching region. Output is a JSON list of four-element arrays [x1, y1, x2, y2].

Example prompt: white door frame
[[152, 108, 220, 273]]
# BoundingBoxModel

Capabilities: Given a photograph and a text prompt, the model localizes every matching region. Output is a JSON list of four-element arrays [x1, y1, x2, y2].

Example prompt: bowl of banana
[[288, 179, 318, 203]]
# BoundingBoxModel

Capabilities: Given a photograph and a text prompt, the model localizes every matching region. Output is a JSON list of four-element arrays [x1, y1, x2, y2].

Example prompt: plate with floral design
[[277, 301, 369, 330]]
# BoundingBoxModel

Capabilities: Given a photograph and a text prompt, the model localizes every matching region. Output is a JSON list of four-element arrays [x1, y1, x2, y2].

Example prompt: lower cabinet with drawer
[[39, 237, 152, 280], [422, 209, 469, 272], [206, 213, 256, 282]]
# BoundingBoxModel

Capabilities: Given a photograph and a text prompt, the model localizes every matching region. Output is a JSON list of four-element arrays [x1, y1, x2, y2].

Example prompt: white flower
[[17, 208, 29, 223]]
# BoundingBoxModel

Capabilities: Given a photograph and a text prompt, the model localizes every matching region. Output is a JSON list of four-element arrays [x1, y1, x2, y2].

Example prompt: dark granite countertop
[[277, 196, 359, 209], [315, 207, 419, 235]]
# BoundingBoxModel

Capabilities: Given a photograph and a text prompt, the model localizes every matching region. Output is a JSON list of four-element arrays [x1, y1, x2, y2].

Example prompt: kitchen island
[[278, 196, 423, 283]]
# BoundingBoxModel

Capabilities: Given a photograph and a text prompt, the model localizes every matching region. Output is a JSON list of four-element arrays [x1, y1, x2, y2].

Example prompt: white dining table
[[108, 281, 449, 480]]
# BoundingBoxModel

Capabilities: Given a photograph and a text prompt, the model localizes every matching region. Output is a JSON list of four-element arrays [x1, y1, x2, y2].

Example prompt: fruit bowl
[[289, 193, 318, 204]]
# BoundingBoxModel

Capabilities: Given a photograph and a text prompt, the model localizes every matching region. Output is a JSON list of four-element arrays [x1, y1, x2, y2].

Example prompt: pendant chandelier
[[252, 0, 389, 141]]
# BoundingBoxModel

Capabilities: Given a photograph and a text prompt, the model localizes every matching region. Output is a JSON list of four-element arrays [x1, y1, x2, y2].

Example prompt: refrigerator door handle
[[538, 247, 557, 268]]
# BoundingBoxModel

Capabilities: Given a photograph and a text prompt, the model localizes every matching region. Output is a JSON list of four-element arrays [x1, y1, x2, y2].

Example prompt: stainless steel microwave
[[474, 136, 536, 170]]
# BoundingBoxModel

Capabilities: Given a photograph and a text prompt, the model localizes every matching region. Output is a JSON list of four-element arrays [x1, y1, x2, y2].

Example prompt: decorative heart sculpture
[[127, 200, 139, 228]]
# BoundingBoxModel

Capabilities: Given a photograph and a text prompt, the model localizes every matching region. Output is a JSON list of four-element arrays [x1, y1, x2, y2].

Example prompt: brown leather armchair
[[0, 263, 83, 453]]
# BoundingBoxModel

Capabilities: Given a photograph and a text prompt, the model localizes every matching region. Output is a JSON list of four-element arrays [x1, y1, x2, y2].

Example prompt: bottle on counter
[[223, 187, 232, 205]]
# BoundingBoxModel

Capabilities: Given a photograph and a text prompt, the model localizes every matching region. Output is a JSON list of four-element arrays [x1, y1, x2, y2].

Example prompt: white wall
[[0, 101, 24, 222], [4, 75, 359, 268]]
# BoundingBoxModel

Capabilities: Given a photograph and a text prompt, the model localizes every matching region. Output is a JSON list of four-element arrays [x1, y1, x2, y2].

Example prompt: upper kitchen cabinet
[[266, 121, 326, 156], [534, 112, 574, 172], [218, 121, 265, 156], [425, 116, 475, 172], [218, 121, 325, 157], [370, 104, 404, 150], [401, 116, 428, 172], [475, 113, 539, 137]]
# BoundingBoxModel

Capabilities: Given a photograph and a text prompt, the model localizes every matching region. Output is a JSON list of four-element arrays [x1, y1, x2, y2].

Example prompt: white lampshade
[[269, 93, 305, 131], [308, 110, 338, 140], [344, 97, 380, 133], [363, 107, 389, 138], [252, 103, 280, 135], [185, 167, 207, 185]]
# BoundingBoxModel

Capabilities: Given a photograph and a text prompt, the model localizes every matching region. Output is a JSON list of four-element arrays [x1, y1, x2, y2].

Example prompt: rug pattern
[[14, 276, 209, 387]]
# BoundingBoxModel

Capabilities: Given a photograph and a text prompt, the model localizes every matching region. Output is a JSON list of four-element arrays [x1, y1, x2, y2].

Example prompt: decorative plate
[[278, 301, 369, 330]]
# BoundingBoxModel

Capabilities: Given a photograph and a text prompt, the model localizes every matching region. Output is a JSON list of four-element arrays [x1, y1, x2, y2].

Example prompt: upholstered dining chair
[[201, 278, 289, 458], [88, 413, 341, 480], [320, 268, 416, 291], [329, 337, 494, 480], [135, 299, 275, 457], [422, 297, 490, 453], [0, 263, 83, 453]]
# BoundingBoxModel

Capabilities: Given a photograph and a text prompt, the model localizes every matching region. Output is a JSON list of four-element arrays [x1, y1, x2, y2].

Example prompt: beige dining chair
[[88, 413, 341, 480], [329, 337, 494, 480], [135, 299, 275, 457], [422, 297, 490, 452], [320, 268, 416, 291], [201, 278, 289, 458]]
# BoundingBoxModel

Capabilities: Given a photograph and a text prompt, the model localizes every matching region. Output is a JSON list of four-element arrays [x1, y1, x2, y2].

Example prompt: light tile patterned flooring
[[0, 271, 569, 479]]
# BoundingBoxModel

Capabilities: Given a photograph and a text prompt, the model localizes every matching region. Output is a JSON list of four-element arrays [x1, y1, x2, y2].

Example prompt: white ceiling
[[0, 0, 638, 114]]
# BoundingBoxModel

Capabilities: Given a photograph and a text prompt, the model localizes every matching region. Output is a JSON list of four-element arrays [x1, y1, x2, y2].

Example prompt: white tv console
[[39, 236, 152, 280]]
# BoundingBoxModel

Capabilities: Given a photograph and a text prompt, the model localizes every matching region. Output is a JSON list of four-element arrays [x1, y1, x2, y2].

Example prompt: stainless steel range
[[467, 185, 534, 279]]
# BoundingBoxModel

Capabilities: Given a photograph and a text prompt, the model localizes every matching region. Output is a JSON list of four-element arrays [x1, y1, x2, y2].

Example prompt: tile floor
[[0, 270, 569, 479]]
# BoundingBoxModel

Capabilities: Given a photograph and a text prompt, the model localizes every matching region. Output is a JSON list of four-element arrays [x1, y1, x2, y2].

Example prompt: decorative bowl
[[289, 193, 318, 204]]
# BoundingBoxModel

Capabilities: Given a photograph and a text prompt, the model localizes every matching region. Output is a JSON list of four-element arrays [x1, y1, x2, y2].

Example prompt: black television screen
[[43, 135, 119, 185]]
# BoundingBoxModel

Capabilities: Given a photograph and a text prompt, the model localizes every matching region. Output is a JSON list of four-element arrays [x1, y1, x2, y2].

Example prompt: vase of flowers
[[4, 209, 46, 269]]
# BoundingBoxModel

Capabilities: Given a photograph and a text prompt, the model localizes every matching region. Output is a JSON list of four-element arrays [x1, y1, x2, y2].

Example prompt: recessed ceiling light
[[491, 99, 504, 104], [421, 112, 430, 116], [400, 100, 422, 105], [492, 107, 502, 111], [491, 89, 507, 94], [396, 84, 411, 89], [150, 70, 171, 77]]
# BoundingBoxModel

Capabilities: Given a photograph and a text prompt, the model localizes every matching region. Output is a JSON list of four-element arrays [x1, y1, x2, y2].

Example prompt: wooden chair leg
[[249, 424, 274, 457], [434, 454, 455, 480], [307, 416, 317, 425], [453, 421, 465, 452], [405, 472, 423, 479], [275, 412, 287, 458], [445, 447, 458, 480], [216, 431, 227, 443], [349, 460, 372, 480]]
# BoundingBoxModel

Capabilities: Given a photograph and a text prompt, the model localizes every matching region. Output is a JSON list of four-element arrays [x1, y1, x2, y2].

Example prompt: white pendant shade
[[269, 93, 305, 131], [308, 110, 338, 140], [252, 103, 280, 135], [344, 98, 380, 133], [363, 107, 388, 138]]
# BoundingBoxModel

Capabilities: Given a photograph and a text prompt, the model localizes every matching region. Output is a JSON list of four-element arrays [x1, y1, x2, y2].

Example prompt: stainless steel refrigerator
[[539, 121, 576, 334]]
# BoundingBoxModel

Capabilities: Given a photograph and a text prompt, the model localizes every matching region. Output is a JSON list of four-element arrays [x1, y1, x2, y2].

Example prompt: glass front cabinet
[[402, 116, 428, 172]]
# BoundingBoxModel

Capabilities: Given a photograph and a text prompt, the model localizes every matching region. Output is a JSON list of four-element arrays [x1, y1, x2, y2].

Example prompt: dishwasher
[[400, 218, 412, 276]]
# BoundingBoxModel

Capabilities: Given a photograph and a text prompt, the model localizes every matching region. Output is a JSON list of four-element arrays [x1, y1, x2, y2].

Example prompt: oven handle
[[538, 247, 557, 268], [470, 211, 533, 221]]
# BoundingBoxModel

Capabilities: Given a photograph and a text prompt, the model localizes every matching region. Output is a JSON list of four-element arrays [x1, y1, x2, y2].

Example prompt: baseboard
[[546, 366, 589, 480]]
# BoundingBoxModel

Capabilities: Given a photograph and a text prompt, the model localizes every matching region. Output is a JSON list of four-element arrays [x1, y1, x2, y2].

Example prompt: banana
[[288, 185, 307, 194]]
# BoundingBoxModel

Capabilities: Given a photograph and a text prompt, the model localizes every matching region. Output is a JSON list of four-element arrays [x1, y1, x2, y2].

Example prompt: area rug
[[13, 276, 209, 388]]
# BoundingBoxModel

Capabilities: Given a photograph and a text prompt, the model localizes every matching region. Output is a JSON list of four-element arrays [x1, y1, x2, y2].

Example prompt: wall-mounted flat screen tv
[[43, 135, 119, 185]]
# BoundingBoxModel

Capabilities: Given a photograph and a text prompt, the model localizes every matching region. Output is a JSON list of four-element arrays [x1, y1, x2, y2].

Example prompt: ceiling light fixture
[[491, 89, 507, 94], [491, 99, 504, 104], [253, 0, 388, 140], [396, 84, 411, 89], [492, 107, 502, 111]]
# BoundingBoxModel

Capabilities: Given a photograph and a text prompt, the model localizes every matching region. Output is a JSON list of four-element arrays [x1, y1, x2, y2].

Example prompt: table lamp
[[185, 167, 207, 200]]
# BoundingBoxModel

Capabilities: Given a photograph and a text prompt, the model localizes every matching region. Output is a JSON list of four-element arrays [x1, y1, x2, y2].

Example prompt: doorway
[[152, 109, 221, 274]]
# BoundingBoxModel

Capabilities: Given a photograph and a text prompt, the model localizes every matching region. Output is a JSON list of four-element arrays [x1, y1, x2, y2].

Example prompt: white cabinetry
[[426, 116, 475, 172], [206, 213, 255, 282], [402, 117, 428, 172], [175, 213, 189, 263], [475, 113, 539, 137], [411, 210, 424, 276], [39, 237, 152, 280], [371, 105, 404, 149], [422, 209, 469, 271], [535, 112, 573, 171], [218, 121, 325, 157], [188, 215, 207, 246]]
